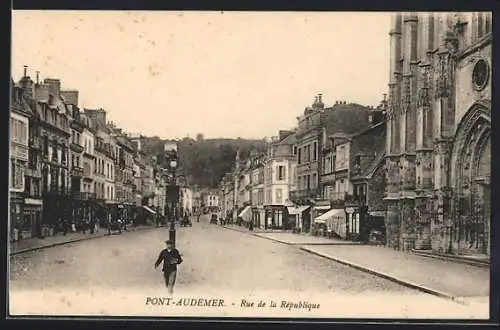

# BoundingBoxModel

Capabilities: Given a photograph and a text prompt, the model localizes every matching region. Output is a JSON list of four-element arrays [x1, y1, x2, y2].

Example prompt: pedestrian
[[154, 240, 183, 295]]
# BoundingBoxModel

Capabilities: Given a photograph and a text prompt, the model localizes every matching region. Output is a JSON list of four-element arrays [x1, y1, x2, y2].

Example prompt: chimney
[[19, 66, 34, 99], [318, 94, 322, 103], [383, 93, 387, 102], [36, 71, 40, 84], [34, 83, 50, 101], [43, 78, 61, 99], [61, 90, 79, 106], [335, 101, 338, 105]]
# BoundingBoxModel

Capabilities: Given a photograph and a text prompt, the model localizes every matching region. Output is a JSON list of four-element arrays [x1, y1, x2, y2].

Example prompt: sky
[[12, 11, 391, 140]]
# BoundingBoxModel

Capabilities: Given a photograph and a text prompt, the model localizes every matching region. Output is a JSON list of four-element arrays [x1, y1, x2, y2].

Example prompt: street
[[9, 215, 488, 318]]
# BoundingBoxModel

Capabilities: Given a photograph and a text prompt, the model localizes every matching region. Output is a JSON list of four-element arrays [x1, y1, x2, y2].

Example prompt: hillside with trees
[[140, 134, 267, 188]]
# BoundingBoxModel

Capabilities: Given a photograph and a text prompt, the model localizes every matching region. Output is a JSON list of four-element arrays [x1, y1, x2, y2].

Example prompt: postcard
[[8, 10, 491, 320]]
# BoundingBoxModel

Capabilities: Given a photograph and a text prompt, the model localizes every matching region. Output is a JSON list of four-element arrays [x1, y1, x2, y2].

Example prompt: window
[[298, 148, 302, 164], [276, 189, 283, 204], [10, 118, 28, 145], [293, 146, 297, 155], [312, 173, 317, 188], [10, 161, 24, 190], [354, 155, 361, 166], [306, 175, 311, 189], [277, 166, 286, 181], [313, 142, 317, 161], [44, 136, 49, 156]]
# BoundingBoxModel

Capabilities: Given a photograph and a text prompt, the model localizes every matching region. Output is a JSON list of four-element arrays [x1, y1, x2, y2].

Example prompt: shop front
[[10, 192, 25, 241], [286, 205, 310, 233], [23, 198, 43, 238], [251, 206, 264, 229], [311, 203, 331, 236], [264, 205, 288, 229], [314, 208, 346, 238]]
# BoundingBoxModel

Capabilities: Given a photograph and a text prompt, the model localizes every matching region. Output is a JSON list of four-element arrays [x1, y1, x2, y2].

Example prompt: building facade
[[10, 77, 32, 240], [35, 78, 72, 230], [263, 131, 297, 229], [323, 117, 387, 241], [250, 152, 265, 228], [19, 73, 44, 239], [64, 91, 86, 227], [384, 12, 491, 256], [290, 94, 372, 233], [112, 132, 136, 221], [80, 113, 97, 226]]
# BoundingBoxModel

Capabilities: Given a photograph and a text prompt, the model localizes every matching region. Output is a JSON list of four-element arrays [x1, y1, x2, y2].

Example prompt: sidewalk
[[223, 224, 361, 245], [255, 232, 362, 245], [10, 224, 155, 255], [300, 244, 490, 302], [223, 224, 292, 234]]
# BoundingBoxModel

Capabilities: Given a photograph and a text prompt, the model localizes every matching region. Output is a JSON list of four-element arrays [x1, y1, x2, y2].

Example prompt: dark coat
[[155, 248, 183, 272]]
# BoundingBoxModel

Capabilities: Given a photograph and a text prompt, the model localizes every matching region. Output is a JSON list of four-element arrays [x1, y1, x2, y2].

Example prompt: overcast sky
[[12, 11, 391, 140]]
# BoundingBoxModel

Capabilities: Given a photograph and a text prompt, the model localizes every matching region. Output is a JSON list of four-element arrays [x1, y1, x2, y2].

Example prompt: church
[[384, 12, 491, 257]]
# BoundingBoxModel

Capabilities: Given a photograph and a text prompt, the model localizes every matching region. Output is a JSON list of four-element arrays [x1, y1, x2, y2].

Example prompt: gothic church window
[[472, 59, 489, 91]]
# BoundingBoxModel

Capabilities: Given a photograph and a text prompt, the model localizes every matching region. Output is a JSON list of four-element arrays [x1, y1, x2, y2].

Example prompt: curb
[[10, 226, 156, 256], [299, 246, 468, 305]]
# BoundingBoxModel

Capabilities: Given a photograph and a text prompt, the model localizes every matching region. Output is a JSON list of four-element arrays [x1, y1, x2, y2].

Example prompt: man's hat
[[165, 240, 174, 244]]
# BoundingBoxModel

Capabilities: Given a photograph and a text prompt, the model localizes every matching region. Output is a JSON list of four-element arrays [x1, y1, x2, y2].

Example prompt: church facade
[[384, 12, 491, 257]]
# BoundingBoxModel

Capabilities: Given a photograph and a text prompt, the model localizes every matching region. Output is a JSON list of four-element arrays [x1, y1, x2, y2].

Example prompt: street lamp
[[163, 142, 179, 245]]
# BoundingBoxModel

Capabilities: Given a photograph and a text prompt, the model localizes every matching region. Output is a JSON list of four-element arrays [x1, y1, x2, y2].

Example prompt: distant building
[[203, 190, 219, 210]]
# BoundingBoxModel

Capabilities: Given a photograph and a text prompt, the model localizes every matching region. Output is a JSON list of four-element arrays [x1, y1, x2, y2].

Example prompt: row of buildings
[[9, 68, 193, 240], [218, 12, 491, 258]]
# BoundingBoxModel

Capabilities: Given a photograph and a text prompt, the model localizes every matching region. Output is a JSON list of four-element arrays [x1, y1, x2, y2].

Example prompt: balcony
[[25, 166, 42, 178], [70, 142, 84, 153], [290, 188, 320, 201], [330, 192, 366, 207], [29, 138, 43, 150], [71, 166, 84, 177], [72, 191, 97, 200]]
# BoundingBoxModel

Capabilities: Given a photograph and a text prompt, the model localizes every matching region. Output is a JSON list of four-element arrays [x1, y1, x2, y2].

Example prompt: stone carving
[[436, 52, 451, 98], [417, 61, 432, 108], [443, 30, 459, 54]]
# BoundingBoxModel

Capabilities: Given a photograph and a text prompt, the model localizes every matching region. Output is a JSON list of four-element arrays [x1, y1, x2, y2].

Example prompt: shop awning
[[287, 205, 310, 215], [238, 205, 252, 219], [314, 205, 331, 211], [314, 208, 344, 223], [143, 205, 156, 215]]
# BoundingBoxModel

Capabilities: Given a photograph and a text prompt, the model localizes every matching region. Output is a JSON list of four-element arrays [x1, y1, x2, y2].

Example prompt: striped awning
[[314, 208, 344, 223]]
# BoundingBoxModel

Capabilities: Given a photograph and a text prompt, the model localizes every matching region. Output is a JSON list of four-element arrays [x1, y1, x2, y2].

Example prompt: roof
[[323, 103, 372, 136], [349, 120, 386, 139], [278, 132, 296, 145], [350, 151, 386, 181]]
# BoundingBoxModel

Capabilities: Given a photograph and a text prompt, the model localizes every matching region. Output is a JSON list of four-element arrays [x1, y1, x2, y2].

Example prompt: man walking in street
[[154, 240, 183, 295]]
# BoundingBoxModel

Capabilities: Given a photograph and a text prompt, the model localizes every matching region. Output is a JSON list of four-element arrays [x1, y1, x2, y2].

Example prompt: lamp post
[[163, 142, 179, 245]]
